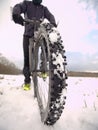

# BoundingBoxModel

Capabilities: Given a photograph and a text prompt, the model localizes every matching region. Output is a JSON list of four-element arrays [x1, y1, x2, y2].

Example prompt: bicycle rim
[[34, 38, 51, 121]]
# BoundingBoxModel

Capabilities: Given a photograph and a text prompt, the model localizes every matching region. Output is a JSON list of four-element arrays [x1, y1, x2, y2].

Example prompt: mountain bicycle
[[24, 18, 67, 125]]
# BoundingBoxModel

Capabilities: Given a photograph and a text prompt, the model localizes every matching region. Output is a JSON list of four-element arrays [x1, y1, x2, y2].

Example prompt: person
[[12, 0, 57, 90]]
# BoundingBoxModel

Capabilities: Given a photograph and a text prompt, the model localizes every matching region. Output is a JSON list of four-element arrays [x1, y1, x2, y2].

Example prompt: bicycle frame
[[25, 19, 49, 73], [24, 19, 49, 97]]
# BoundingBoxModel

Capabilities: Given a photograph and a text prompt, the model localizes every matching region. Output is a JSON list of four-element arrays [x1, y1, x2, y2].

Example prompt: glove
[[12, 14, 24, 26]]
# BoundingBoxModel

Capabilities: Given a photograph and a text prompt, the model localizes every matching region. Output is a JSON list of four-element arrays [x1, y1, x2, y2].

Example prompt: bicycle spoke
[[37, 77, 49, 109]]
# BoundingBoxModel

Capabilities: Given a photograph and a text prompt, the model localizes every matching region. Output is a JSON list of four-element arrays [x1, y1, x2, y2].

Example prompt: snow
[[48, 27, 59, 43], [49, 32, 58, 43], [0, 74, 98, 130]]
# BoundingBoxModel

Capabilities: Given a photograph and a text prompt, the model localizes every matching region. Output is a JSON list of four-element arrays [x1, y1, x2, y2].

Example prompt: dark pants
[[23, 36, 31, 84]]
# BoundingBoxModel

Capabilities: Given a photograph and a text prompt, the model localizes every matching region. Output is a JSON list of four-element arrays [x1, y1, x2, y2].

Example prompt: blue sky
[[0, 0, 98, 72]]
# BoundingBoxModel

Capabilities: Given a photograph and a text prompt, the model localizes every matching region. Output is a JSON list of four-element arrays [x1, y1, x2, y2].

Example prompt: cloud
[[10, 0, 24, 7], [58, 0, 98, 56], [78, 0, 98, 25], [57, 0, 96, 53], [66, 51, 98, 72], [0, 0, 6, 5], [79, 0, 98, 11]]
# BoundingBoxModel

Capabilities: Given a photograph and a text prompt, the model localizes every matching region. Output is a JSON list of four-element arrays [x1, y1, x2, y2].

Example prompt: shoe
[[23, 83, 31, 91], [40, 72, 48, 79]]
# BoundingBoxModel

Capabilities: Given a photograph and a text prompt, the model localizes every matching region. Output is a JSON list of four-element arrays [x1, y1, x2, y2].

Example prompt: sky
[[0, 0, 98, 72], [0, 75, 98, 130]]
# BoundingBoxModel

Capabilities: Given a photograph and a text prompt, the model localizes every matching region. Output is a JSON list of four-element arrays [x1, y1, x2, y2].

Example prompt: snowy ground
[[0, 74, 98, 130]]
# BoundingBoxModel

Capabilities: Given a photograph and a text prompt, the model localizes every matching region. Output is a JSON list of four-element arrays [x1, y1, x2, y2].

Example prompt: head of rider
[[32, 0, 42, 5]]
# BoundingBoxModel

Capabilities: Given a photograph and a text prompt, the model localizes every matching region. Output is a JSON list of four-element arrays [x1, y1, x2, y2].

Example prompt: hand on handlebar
[[52, 23, 57, 27], [12, 14, 24, 26]]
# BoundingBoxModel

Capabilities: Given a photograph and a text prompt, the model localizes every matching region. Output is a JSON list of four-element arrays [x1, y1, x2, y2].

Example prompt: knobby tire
[[30, 22, 67, 125]]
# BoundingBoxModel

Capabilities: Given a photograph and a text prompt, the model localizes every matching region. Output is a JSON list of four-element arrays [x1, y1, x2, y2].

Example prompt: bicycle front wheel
[[34, 24, 67, 125]]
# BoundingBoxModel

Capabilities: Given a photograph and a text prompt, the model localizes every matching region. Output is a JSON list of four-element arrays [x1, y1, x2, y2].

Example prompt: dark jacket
[[12, 1, 56, 37]]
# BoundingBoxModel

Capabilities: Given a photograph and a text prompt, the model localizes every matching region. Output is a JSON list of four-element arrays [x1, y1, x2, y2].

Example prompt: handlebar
[[24, 18, 43, 24], [23, 18, 55, 30]]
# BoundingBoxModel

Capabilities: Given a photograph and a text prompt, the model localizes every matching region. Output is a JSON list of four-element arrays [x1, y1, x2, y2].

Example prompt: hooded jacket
[[12, 1, 56, 37]]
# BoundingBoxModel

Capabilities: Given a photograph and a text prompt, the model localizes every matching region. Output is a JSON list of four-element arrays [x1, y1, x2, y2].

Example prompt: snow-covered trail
[[0, 74, 98, 130]]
